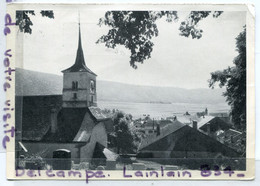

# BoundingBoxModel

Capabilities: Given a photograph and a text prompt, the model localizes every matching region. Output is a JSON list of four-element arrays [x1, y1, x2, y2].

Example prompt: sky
[[16, 8, 246, 89]]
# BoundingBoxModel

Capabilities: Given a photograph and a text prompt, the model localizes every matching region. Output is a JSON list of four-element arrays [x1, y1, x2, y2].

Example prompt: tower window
[[72, 81, 78, 90], [90, 80, 95, 94], [73, 93, 77, 99]]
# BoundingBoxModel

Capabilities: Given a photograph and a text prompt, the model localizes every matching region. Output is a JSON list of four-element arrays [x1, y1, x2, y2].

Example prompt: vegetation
[[98, 10, 246, 132], [209, 27, 246, 131], [16, 10, 54, 34], [97, 11, 222, 68], [109, 110, 141, 154]]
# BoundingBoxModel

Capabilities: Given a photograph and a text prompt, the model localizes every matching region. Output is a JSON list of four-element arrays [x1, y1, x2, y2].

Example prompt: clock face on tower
[[90, 80, 95, 94]]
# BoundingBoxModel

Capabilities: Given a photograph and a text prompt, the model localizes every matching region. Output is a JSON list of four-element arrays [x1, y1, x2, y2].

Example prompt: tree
[[16, 10, 54, 34], [208, 27, 246, 130], [97, 11, 222, 68], [112, 111, 139, 154]]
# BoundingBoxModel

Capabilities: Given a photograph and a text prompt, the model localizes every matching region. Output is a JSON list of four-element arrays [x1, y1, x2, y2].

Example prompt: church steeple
[[62, 22, 96, 76], [62, 18, 97, 108]]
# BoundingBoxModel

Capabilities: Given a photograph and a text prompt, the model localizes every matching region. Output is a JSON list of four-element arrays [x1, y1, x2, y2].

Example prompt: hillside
[[15, 68, 226, 104]]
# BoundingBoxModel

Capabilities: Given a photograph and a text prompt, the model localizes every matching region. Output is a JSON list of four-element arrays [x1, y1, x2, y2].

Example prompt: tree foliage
[[16, 10, 54, 34], [97, 11, 223, 68], [209, 27, 246, 130], [112, 111, 140, 154]]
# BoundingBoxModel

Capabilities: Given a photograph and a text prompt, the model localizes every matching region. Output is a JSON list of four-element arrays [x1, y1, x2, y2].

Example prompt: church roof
[[17, 95, 113, 143], [41, 107, 88, 142], [16, 95, 63, 141], [88, 106, 111, 122], [62, 24, 97, 76], [41, 107, 112, 142]]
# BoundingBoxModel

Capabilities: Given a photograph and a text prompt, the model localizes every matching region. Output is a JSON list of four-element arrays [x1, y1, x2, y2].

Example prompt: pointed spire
[[74, 13, 86, 67], [61, 14, 96, 76], [77, 11, 83, 56]]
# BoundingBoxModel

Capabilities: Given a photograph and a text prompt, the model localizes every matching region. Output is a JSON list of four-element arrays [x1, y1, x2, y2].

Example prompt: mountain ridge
[[15, 68, 226, 104]]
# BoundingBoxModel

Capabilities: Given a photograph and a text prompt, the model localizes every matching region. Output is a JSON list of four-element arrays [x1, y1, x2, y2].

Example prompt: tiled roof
[[196, 116, 232, 132], [216, 129, 246, 155], [18, 95, 112, 142], [138, 124, 241, 157], [74, 130, 92, 142], [88, 106, 111, 122], [43, 106, 113, 143], [176, 115, 198, 124], [217, 129, 244, 144], [42, 107, 88, 142], [210, 112, 229, 117], [139, 120, 185, 150], [197, 116, 215, 129], [16, 95, 62, 141], [218, 128, 242, 137]]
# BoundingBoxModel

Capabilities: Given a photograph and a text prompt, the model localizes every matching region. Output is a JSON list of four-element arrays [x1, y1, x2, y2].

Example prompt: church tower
[[61, 23, 97, 108]]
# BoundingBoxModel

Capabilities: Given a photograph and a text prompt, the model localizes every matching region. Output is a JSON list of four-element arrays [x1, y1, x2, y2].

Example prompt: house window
[[91, 95, 94, 103], [73, 93, 77, 99]]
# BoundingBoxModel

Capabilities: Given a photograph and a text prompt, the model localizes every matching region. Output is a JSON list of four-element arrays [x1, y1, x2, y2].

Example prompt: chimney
[[206, 123, 211, 135], [50, 108, 58, 133], [205, 108, 208, 115], [156, 124, 160, 136], [192, 120, 198, 129]]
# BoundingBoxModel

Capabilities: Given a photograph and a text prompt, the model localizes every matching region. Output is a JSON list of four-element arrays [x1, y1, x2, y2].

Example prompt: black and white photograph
[[6, 3, 254, 180]]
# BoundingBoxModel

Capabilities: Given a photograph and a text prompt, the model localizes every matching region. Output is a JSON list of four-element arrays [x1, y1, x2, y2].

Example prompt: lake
[[98, 100, 230, 119]]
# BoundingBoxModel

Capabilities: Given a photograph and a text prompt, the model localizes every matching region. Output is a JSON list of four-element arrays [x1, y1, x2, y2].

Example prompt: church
[[15, 23, 114, 170]]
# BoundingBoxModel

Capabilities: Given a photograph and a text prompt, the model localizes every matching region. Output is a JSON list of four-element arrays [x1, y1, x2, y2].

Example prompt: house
[[16, 23, 113, 170], [174, 114, 198, 124], [209, 112, 232, 125], [134, 117, 175, 135], [195, 115, 232, 136], [216, 129, 246, 155], [137, 121, 243, 170]]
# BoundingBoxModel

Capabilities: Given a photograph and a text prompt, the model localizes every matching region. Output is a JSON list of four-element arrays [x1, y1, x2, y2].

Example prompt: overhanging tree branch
[[97, 11, 223, 68]]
